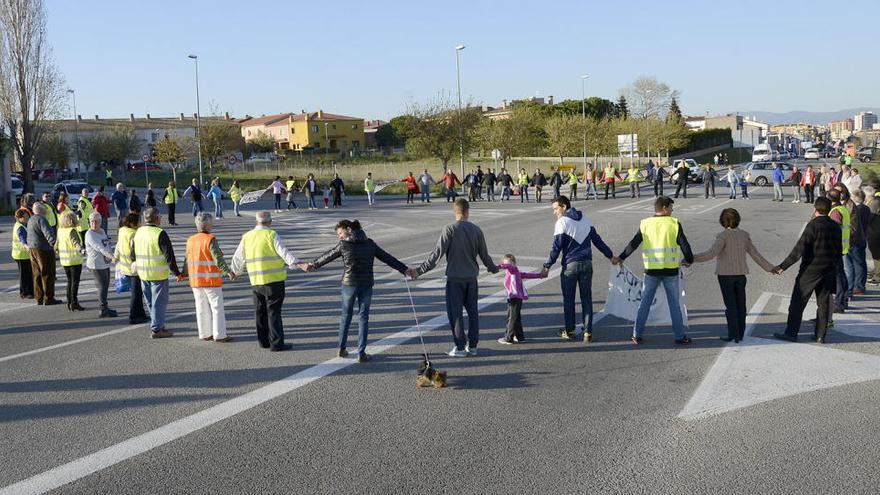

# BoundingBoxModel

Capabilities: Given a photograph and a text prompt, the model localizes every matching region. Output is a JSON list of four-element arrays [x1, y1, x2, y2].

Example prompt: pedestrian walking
[[693, 208, 774, 342], [672, 161, 689, 198], [402, 171, 418, 204], [611, 196, 694, 345], [364, 172, 377, 206], [771, 163, 785, 202], [164, 181, 179, 225], [185, 213, 235, 343], [310, 219, 410, 361], [330, 173, 345, 208], [115, 212, 148, 324], [110, 183, 129, 227], [627, 164, 642, 198], [85, 212, 118, 318], [285, 176, 298, 210], [801, 165, 816, 204], [702, 164, 717, 199], [496, 254, 545, 344], [266, 176, 284, 212], [131, 207, 184, 338], [183, 178, 204, 217], [550, 167, 562, 200], [532, 168, 547, 203], [57, 211, 84, 311], [772, 197, 842, 343], [208, 179, 224, 218], [302, 174, 319, 210], [228, 180, 242, 217], [28, 203, 61, 306], [11, 209, 35, 300], [724, 165, 739, 199], [231, 211, 310, 352], [419, 169, 436, 203], [790, 166, 802, 203], [541, 195, 614, 341], [584, 164, 598, 200], [409, 199, 499, 357]]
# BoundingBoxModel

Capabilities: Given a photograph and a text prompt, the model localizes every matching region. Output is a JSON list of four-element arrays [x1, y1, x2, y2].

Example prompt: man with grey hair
[[131, 207, 183, 338], [232, 211, 310, 351], [185, 212, 236, 343], [27, 202, 61, 305]]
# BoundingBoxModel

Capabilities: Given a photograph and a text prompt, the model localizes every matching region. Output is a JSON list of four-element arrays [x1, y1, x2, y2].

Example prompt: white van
[[752, 144, 773, 162]]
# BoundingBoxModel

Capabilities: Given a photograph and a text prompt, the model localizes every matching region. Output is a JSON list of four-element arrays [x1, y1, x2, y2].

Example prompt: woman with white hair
[[85, 211, 118, 317], [185, 212, 235, 342], [57, 211, 85, 311]]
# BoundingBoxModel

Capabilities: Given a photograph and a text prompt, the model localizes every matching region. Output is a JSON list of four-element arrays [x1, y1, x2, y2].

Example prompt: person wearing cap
[[131, 207, 184, 338], [231, 211, 310, 352], [185, 212, 236, 343]]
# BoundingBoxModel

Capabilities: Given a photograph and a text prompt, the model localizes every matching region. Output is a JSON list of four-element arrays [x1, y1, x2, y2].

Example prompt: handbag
[[114, 266, 131, 293]]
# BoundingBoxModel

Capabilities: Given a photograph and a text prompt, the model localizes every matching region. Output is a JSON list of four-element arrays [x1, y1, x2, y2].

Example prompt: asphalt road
[[1, 182, 879, 494]]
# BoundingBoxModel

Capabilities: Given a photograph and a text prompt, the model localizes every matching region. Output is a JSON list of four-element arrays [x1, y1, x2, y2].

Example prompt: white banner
[[603, 264, 688, 326], [239, 190, 265, 205], [373, 180, 400, 193]]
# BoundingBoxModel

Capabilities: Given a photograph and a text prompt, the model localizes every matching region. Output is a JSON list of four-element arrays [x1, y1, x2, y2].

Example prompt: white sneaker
[[465, 346, 478, 356], [448, 347, 467, 357], [497, 337, 513, 345]]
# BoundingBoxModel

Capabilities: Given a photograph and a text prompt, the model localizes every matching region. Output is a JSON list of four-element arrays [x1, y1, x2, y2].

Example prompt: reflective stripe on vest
[[57, 227, 84, 266], [186, 232, 222, 288], [242, 229, 286, 286], [164, 187, 178, 204], [133, 225, 170, 281], [628, 169, 640, 183], [831, 205, 851, 255], [44, 204, 57, 227], [117, 226, 136, 276], [285, 180, 295, 191], [78, 198, 93, 231], [11, 222, 29, 260], [640, 216, 681, 270], [604, 167, 614, 182]]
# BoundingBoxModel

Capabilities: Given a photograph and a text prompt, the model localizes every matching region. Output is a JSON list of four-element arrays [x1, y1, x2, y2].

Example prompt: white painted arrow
[[679, 292, 880, 420]]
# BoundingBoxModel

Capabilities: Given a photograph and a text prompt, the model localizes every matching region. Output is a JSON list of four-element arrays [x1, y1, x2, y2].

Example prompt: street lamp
[[324, 122, 329, 154], [580, 75, 589, 171], [66, 89, 82, 180], [187, 54, 204, 187], [455, 44, 466, 188]]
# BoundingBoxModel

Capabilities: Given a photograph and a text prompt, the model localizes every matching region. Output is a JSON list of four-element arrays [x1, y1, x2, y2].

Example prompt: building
[[829, 118, 854, 141], [482, 96, 554, 120], [854, 111, 878, 131], [363, 119, 385, 149], [287, 110, 364, 153], [700, 114, 769, 148], [238, 113, 293, 148], [49, 112, 237, 172]]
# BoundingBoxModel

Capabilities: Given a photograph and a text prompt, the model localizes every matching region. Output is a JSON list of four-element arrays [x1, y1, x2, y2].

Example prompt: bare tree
[[395, 93, 481, 171], [622, 76, 679, 120], [152, 134, 187, 184], [0, 0, 66, 193]]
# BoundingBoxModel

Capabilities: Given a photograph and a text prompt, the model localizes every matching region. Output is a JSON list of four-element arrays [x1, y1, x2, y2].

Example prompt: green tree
[[668, 97, 682, 122], [544, 114, 585, 165], [245, 130, 276, 156], [616, 96, 629, 119], [152, 134, 187, 183], [104, 126, 140, 169], [395, 95, 481, 171], [35, 133, 69, 168], [200, 119, 243, 170], [375, 122, 403, 148], [477, 106, 544, 166]]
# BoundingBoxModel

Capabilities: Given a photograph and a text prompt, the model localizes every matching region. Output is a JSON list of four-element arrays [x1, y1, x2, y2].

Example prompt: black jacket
[[313, 229, 407, 286], [779, 215, 842, 274]]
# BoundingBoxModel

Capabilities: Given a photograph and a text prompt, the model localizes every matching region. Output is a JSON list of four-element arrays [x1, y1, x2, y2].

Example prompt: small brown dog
[[416, 356, 447, 389]]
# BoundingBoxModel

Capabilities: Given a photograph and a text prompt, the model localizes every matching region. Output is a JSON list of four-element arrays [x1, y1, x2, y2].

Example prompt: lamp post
[[324, 122, 329, 154], [66, 89, 82, 181], [187, 54, 204, 187], [455, 44, 466, 188], [580, 75, 589, 171]]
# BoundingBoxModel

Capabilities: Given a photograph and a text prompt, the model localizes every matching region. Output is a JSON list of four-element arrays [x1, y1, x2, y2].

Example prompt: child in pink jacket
[[497, 254, 545, 344]]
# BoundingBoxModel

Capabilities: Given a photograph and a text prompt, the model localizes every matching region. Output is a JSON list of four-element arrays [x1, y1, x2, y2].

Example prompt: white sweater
[[85, 229, 114, 270]]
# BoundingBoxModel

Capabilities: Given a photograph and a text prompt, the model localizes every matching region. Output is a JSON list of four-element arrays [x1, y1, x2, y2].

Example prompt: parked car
[[803, 148, 821, 160], [11, 176, 24, 202], [52, 181, 95, 207], [857, 147, 875, 163], [36, 168, 70, 181], [743, 161, 795, 186], [776, 151, 792, 161], [751, 144, 773, 162]]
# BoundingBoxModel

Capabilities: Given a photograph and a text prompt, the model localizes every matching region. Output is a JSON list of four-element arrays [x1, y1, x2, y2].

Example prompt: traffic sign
[[142, 154, 150, 162], [617, 134, 638, 153], [491, 149, 501, 161], [228, 155, 237, 165]]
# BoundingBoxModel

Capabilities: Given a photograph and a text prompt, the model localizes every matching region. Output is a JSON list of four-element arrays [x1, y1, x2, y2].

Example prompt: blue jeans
[[634, 274, 685, 340], [192, 200, 203, 217], [421, 187, 430, 202], [845, 245, 867, 295], [307, 194, 317, 209], [501, 186, 510, 201], [141, 279, 169, 332], [773, 182, 784, 201], [213, 198, 223, 218], [835, 258, 848, 309], [232, 200, 240, 216], [446, 188, 456, 202], [560, 261, 593, 332], [728, 183, 737, 199], [339, 285, 373, 354]]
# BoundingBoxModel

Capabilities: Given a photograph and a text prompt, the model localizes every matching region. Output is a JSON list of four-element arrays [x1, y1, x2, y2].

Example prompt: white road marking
[[0, 268, 561, 495], [679, 292, 880, 420], [597, 197, 655, 213], [695, 198, 733, 215]]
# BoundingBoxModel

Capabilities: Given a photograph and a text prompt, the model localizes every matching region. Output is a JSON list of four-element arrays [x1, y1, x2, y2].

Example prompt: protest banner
[[239, 190, 266, 205], [603, 264, 688, 326], [374, 180, 399, 193]]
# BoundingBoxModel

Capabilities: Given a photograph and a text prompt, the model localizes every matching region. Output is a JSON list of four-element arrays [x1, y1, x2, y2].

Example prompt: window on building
[[312, 125, 319, 133], [351, 124, 357, 130], [332, 124, 337, 130], [352, 141, 360, 149], [247, 130, 251, 137], [151, 132, 160, 142]]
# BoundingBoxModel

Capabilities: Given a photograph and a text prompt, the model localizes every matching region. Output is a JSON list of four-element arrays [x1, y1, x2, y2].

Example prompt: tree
[[622, 76, 679, 119], [103, 126, 140, 169], [543, 114, 584, 165], [616, 96, 629, 119], [34, 132, 68, 168], [394, 94, 481, 171], [0, 0, 66, 193], [668, 97, 682, 122], [374, 122, 403, 148], [245, 130, 275, 156], [200, 119, 243, 170], [152, 134, 187, 184], [477, 105, 544, 167]]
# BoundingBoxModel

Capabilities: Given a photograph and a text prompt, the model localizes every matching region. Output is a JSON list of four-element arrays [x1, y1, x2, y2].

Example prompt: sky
[[46, 0, 880, 122]]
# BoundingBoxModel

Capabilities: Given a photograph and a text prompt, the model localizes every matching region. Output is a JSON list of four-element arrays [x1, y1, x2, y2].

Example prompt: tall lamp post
[[455, 44, 466, 188], [187, 54, 204, 187], [580, 75, 589, 171], [67, 89, 82, 180]]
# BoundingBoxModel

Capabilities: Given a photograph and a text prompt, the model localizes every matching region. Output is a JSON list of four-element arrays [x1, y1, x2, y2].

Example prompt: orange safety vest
[[186, 232, 223, 288]]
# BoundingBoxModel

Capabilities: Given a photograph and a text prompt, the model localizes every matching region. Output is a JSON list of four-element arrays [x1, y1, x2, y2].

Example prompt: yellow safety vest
[[117, 226, 137, 276], [43, 203, 57, 228], [517, 173, 529, 186], [164, 187, 178, 205], [831, 205, 851, 255], [628, 168, 640, 183], [285, 180, 296, 191], [133, 225, 169, 281], [640, 216, 681, 270], [604, 167, 615, 182], [57, 227, 84, 267], [106, 170, 112, 179], [11, 221, 30, 260], [229, 187, 241, 202], [242, 228, 286, 286], [78, 197, 93, 231], [568, 172, 578, 184]]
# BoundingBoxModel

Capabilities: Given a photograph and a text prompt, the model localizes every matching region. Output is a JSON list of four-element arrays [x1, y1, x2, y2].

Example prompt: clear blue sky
[[47, 0, 879, 121]]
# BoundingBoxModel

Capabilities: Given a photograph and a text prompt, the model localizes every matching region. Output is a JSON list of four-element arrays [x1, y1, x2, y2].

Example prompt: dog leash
[[403, 276, 431, 364]]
